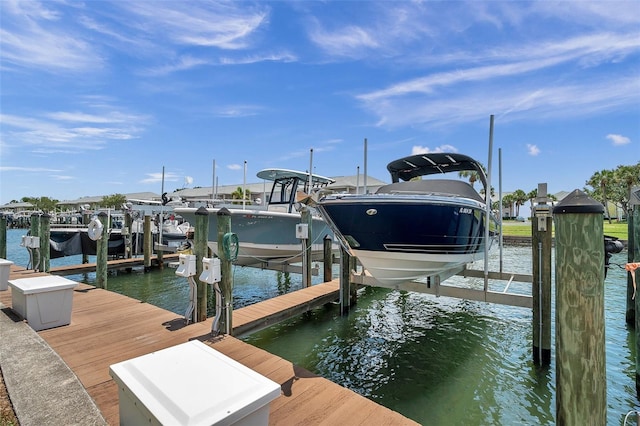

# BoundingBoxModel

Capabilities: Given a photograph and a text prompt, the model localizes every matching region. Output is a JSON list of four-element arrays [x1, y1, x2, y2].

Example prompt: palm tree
[[458, 170, 479, 189], [511, 189, 527, 217], [231, 187, 250, 204], [587, 169, 615, 224]]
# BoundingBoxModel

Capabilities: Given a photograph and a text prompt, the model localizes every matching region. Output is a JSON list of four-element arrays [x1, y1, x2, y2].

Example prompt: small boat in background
[[175, 169, 336, 266], [317, 153, 499, 286]]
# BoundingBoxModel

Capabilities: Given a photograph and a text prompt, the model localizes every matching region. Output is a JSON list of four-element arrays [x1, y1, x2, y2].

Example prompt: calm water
[[4, 229, 638, 424]]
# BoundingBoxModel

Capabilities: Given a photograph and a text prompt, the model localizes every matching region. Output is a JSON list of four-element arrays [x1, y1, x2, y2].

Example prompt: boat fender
[[88, 218, 104, 241], [222, 232, 239, 262]]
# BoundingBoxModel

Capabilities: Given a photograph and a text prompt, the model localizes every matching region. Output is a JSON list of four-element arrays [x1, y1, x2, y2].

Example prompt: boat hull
[[318, 194, 496, 285], [175, 207, 335, 266]]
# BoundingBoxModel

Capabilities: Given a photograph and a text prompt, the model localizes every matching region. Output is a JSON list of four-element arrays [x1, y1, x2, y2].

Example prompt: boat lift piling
[[629, 187, 640, 397], [627, 187, 640, 327], [0, 214, 7, 259], [96, 212, 109, 289], [194, 206, 210, 323], [532, 184, 552, 366], [553, 190, 606, 425], [39, 213, 51, 273], [143, 215, 152, 271], [217, 208, 234, 334]]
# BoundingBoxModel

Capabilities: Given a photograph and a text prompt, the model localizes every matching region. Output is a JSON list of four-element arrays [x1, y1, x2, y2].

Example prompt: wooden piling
[[532, 184, 552, 365], [96, 212, 109, 289], [301, 208, 312, 288], [82, 213, 90, 264], [39, 213, 51, 273], [124, 212, 133, 259], [194, 206, 209, 323], [143, 215, 152, 271], [30, 213, 40, 270], [323, 234, 333, 282], [628, 206, 637, 326], [0, 214, 7, 259], [339, 247, 357, 314], [217, 208, 233, 334], [553, 189, 606, 425], [632, 204, 640, 396]]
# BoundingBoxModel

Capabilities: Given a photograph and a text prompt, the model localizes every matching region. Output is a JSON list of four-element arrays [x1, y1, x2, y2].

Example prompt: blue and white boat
[[174, 169, 335, 266], [317, 153, 499, 286]]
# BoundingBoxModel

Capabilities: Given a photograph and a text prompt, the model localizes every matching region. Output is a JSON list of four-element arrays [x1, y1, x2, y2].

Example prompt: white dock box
[[8, 275, 78, 331], [0, 258, 13, 291], [109, 340, 281, 426]]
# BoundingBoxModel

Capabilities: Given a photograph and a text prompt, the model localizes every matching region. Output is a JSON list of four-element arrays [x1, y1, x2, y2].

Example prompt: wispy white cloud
[[0, 166, 62, 172], [227, 164, 243, 171], [527, 144, 541, 156], [412, 145, 458, 155], [0, 1, 103, 73], [212, 105, 264, 118], [219, 52, 297, 65], [117, 2, 269, 50], [142, 56, 211, 77], [606, 134, 631, 146], [0, 104, 149, 152], [139, 172, 181, 184]]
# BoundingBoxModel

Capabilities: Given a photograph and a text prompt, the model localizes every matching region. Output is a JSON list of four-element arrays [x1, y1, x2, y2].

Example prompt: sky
[[1, 0, 639, 207]]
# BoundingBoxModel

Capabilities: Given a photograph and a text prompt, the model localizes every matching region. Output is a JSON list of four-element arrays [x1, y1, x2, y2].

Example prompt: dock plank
[[2, 269, 418, 425]]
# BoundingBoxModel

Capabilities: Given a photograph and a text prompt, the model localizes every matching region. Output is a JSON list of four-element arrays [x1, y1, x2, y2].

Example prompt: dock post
[[339, 247, 356, 314], [627, 205, 636, 326], [0, 214, 7, 259], [194, 207, 209, 323], [301, 207, 312, 288], [39, 213, 51, 273], [96, 212, 109, 289], [30, 213, 40, 270], [124, 211, 133, 260], [143, 215, 152, 271], [323, 235, 333, 282], [217, 208, 234, 334], [553, 189, 606, 425], [82, 212, 90, 264], [630, 191, 640, 395], [532, 183, 552, 365]]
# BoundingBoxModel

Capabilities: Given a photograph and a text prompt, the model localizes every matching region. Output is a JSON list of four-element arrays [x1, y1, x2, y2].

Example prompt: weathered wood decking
[[1, 265, 418, 425]]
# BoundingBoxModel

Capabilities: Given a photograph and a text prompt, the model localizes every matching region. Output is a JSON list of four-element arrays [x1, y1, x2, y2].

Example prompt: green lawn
[[501, 220, 629, 241]]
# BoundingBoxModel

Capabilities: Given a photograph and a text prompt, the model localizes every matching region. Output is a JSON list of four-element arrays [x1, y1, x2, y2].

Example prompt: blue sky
[[1, 1, 638, 206]]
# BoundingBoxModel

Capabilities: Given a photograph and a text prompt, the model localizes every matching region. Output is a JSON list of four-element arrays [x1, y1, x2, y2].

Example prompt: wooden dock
[[1, 265, 418, 425]]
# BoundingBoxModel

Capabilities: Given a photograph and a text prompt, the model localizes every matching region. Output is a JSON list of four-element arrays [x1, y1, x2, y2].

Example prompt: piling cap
[[195, 206, 209, 216], [553, 189, 604, 215], [217, 207, 231, 216]]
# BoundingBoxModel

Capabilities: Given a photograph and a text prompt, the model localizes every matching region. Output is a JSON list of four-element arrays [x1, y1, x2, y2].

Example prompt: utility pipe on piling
[[553, 189, 606, 425], [194, 206, 209, 323]]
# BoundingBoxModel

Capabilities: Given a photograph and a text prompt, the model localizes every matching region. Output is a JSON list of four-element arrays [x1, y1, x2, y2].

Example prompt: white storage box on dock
[[0, 258, 13, 291], [8, 275, 78, 331], [109, 340, 281, 426]]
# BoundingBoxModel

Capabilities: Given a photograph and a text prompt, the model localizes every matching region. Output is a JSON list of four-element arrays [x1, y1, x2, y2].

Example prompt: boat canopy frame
[[387, 153, 488, 190]]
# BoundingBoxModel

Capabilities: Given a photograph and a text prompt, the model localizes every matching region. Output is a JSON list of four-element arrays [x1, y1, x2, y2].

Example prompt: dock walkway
[[1, 265, 418, 425]]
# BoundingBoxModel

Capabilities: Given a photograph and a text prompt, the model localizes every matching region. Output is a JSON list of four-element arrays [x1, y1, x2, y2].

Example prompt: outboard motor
[[604, 235, 624, 278]]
